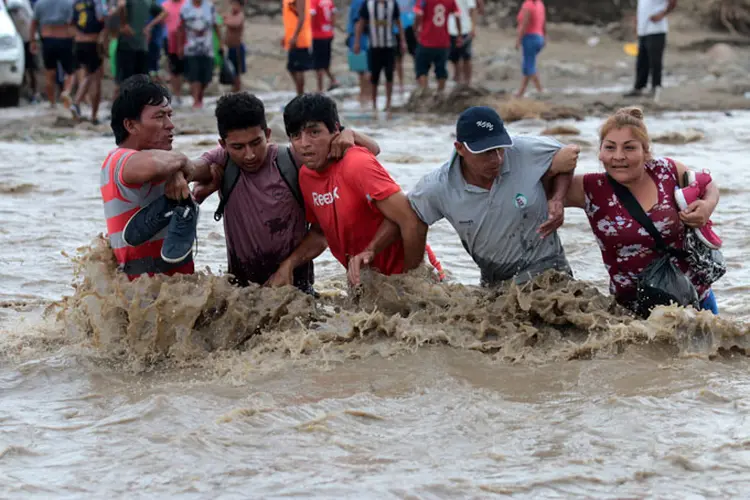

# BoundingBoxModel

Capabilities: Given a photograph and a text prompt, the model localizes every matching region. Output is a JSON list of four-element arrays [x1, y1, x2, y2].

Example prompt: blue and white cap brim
[[463, 131, 513, 154]]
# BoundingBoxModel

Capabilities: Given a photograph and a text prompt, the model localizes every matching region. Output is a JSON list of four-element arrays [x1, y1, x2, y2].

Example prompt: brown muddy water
[[1, 100, 750, 498]]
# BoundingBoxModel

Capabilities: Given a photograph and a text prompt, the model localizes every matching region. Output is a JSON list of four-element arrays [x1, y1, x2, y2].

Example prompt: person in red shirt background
[[282, 93, 426, 284], [310, 0, 340, 91], [414, 0, 461, 93]]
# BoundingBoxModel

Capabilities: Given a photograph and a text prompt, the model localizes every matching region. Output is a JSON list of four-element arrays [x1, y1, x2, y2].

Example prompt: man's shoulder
[[414, 158, 452, 193]]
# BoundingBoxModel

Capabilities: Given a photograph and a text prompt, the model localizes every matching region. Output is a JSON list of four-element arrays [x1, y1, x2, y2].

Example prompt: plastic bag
[[219, 54, 236, 85], [635, 255, 699, 318]]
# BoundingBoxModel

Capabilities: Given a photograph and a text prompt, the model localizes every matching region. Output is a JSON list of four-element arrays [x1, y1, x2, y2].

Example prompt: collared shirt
[[408, 135, 571, 286]]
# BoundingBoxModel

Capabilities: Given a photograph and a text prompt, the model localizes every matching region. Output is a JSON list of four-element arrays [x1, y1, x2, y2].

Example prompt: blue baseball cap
[[456, 106, 513, 154]]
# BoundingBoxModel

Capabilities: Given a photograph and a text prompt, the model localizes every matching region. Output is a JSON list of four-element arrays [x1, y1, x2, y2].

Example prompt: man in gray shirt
[[409, 106, 580, 286], [29, 0, 75, 108], [115, 0, 165, 86]]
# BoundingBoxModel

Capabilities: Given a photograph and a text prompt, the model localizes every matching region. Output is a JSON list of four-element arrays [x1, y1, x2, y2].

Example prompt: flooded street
[[2, 100, 750, 498]]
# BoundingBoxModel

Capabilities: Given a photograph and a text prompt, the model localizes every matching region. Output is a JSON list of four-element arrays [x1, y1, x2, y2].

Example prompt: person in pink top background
[[515, 0, 545, 98], [163, 0, 186, 104]]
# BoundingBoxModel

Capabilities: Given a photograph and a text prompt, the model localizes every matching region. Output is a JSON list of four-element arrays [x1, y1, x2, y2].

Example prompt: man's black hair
[[110, 75, 171, 145], [283, 93, 340, 138], [215, 92, 267, 139]]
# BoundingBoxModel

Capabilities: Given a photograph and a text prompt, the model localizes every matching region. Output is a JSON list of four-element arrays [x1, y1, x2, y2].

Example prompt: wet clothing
[[299, 146, 406, 276], [73, 0, 106, 34], [414, 0, 459, 49], [32, 0, 74, 26], [310, 0, 335, 39], [100, 148, 194, 280], [409, 136, 570, 286], [582, 157, 710, 309], [200, 145, 313, 290]]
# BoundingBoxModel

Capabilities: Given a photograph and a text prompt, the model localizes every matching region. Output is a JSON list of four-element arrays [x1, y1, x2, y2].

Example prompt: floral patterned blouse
[[583, 157, 709, 307]]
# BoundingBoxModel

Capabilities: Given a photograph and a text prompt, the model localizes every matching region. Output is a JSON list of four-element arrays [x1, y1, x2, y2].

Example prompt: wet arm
[[564, 175, 586, 209], [120, 150, 191, 185], [279, 225, 328, 270], [374, 192, 426, 270], [543, 172, 573, 205], [352, 130, 380, 156]]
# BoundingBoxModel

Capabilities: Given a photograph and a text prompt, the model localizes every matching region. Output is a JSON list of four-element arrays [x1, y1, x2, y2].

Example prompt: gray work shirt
[[33, 0, 74, 26], [409, 135, 572, 286]]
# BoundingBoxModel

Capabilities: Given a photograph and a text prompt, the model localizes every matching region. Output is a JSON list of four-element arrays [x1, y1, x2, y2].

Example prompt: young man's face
[[455, 142, 505, 181], [220, 126, 271, 172], [289, 122, 337, 171], [126, 99, 175, 151]]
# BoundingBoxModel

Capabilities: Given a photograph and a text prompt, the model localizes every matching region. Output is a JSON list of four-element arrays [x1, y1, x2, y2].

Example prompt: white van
[[0, 0, 25, 107]]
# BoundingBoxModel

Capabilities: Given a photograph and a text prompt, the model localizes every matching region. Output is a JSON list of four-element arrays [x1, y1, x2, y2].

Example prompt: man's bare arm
[[374, 192, 426, 271], [267, 225, 328, 287]]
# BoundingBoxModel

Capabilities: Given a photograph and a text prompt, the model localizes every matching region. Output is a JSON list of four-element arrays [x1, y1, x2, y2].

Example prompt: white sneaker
[[652, 87, 662, 103]]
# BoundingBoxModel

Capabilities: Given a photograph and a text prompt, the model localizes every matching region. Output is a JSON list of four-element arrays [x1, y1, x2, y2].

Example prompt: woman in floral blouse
[[564, 107, 721, 314]]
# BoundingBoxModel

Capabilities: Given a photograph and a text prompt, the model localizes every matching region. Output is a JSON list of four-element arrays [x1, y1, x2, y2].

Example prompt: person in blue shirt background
[[347, 0, 370, 106]]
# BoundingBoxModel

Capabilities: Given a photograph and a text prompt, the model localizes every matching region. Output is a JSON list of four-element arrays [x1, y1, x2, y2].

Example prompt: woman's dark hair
[[215, 92, 267, 139], [283, 93, 340, 138], [110, 75, 171, 145]]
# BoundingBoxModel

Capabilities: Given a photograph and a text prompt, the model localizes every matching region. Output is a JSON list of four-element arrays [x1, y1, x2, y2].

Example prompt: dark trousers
[[635, 33, 666, 90]]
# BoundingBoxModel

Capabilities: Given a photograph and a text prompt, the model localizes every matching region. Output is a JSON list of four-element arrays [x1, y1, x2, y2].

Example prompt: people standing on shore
[[223, 0, 246, 92], [414, 0, 461, 94], [514, 0, 545, 98], [448, 0, 475, 86], [29, 0, 76, 109], [354, 0, 407, 114], [310, 0, 338, 92], [624, 0, 677, 102], [282, 0, 312, 95], [115, 0, 166, 98]]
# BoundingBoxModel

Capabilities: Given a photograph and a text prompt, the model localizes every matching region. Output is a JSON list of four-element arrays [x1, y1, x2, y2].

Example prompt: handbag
[[219, 52, 236, 85], [607, 175, 700, 318], [677, 172, 726, 288]]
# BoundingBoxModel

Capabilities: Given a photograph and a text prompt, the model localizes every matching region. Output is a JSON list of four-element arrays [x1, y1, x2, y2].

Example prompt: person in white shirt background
[[624, 0, 677, 102], [447, 0, 476, 86]]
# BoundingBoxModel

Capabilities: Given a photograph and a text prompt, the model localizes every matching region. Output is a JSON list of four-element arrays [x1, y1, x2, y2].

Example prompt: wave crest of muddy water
[[42, 237, 750, 373]]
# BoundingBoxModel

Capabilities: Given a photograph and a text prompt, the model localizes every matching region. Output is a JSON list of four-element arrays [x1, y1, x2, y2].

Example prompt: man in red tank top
[[101, 75, 216, 280]]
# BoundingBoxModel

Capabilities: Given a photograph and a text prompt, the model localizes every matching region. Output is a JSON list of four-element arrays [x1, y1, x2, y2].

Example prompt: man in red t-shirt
[[414, 0, 461, 92], [282, 93, 426, 284], [310, 0, 340, 91]]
